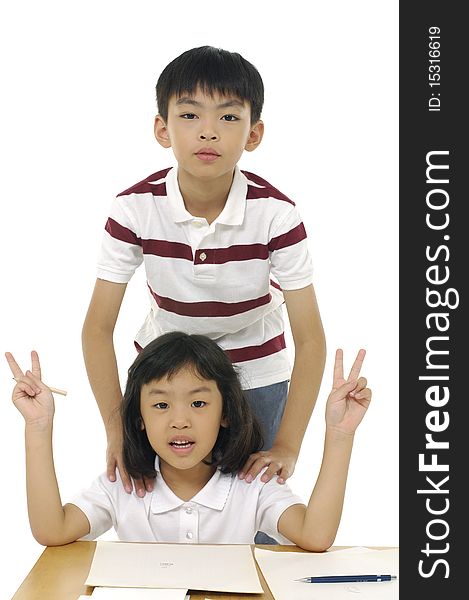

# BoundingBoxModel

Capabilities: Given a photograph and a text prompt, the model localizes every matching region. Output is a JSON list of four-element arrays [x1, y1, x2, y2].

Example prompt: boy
[[82, 45, 326, 500]]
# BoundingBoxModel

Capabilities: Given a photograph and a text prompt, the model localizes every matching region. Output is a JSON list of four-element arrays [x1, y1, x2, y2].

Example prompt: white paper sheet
[[90, 587, 188, 599], [77, 593, 188, 600], [85, 541, 263, 594], [254, 546, 399, 600]]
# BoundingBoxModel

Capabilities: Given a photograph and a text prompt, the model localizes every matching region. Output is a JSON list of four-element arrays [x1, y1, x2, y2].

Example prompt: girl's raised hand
[[325, 349, 372, 435], [5, 351, 55, 427]]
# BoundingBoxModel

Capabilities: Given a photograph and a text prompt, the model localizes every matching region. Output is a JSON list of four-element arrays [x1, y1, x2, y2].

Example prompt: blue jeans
[[244, 381, 288, 545]]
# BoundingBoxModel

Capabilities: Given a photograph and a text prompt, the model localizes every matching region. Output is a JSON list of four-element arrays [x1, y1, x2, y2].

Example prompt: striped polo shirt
[[97, 165, 314, 389]]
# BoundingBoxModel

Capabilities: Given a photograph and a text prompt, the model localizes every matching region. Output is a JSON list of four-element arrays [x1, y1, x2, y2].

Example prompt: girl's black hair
[[156, 45, 264, 124], [122, 331, 263, 479]]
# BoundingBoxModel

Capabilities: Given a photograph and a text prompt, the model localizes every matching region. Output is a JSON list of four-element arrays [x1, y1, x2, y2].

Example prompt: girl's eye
[[153, 402, 169, 409], [221, 114, 238, 121], [192, 400, 206, 408], [181, 113, 197, 119]]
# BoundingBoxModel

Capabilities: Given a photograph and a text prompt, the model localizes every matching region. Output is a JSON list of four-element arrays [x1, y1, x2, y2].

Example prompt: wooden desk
[[11, 542, 393, 600]]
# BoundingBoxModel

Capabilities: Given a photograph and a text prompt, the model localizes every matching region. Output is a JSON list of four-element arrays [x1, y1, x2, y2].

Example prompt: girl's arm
[[278, 349, 371, 551], [6, 351, 90, 546]]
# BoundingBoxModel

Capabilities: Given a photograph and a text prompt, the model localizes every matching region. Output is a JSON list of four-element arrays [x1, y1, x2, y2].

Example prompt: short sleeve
[[96, 195, 144, 284], [269, 206, 314, 291], [70, 473, 116, 541], [256, 477, 304, 543]]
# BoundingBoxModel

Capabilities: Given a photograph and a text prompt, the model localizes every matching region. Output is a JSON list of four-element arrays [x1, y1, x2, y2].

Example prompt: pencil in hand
[[12, 377, 67, 396]]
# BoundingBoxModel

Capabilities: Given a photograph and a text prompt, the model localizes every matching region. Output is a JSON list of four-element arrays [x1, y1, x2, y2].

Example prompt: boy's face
[[140, 367, 227, 477], [154, 88, 263, 184]]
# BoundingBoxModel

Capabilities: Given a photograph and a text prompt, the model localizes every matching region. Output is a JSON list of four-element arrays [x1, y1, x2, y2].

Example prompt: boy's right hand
[[5, 350, 55, 428]]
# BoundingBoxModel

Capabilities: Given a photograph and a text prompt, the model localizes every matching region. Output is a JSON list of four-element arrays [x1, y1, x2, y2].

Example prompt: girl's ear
[[220, 415, 229, 428], [154, 114, 172, 148], [139, 417, 145, 431]]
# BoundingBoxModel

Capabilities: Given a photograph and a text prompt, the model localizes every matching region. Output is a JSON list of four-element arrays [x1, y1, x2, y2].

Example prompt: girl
[[6, 332, 370, 550]]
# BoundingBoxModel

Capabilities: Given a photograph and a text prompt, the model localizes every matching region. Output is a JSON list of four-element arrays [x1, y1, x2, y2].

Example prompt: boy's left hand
[[239, 445, 296, 485]]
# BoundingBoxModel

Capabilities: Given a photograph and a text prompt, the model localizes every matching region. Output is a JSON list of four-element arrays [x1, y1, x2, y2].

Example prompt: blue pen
[[295, 574, 397, 583]]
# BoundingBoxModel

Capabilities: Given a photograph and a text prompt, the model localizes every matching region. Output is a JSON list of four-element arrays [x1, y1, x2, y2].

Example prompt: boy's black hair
[[156, 45, 264, 124], [122, 331, 264, 479]]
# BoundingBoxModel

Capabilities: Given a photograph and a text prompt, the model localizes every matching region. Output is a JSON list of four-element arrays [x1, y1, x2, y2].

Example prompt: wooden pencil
[[12, 377, 67, 396]]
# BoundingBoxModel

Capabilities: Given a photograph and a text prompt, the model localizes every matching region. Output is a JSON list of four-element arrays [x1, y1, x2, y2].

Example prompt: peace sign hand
[[5, 351, 55, 428], [325, 349, 372, 436]]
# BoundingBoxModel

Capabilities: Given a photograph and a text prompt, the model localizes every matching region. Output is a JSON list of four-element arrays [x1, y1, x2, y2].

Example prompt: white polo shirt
[[97, 166, 314, 389], [71, 459, 304, 545]]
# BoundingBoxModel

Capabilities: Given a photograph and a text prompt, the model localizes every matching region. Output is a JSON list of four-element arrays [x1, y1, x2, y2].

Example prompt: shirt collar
[[150, 456, 233, 514], [166, 165, 247, 226]]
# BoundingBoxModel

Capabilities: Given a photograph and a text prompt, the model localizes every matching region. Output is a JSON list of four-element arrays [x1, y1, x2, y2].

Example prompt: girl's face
[[140, 367, 226, 475]]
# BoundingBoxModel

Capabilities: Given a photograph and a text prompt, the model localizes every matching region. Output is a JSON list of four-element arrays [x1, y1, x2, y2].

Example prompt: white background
[[0, 1, 398, 597]]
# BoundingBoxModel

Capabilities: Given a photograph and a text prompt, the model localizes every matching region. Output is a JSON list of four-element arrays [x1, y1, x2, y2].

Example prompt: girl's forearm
[[301, 430, 354, 550], [25, 424, 69, 545]]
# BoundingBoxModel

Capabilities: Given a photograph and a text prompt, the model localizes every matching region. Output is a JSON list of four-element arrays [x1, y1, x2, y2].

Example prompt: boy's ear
[[244, 120, 264, 152], [154, 114, 172, 148]]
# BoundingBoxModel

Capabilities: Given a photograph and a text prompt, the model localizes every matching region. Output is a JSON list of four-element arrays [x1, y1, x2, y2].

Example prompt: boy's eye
[[221, 114, 238, 121], [191, 400, 206, 408], [153, 402, 169, 409], [181, 113, 197, 119]]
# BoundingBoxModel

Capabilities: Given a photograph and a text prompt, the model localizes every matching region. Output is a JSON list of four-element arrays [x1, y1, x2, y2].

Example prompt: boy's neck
[[159, 459, 217, 502], [177, 168, 235, 224]]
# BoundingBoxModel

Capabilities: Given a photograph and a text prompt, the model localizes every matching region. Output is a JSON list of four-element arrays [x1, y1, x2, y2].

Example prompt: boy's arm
[[6, 352, 90, 546], [82, 279, 149, 496], [240, 284, 326, 483], [278, 351, 372, 550]]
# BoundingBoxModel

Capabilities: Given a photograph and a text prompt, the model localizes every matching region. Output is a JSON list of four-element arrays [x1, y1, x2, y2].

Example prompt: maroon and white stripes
[[98, 166, 314, 388], [135, 333, 286, 364], [105, 220, 306, 263], [147, 283, 272, 318]]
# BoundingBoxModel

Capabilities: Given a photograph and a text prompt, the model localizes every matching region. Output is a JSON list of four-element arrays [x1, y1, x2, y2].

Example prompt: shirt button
[[186, 531, 193, 540], [185, 507, 193, 514], [199, 252, 207, 262]]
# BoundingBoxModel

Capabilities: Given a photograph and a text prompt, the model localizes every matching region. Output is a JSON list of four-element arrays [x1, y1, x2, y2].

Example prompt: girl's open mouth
[[169, 439, 195, 454]]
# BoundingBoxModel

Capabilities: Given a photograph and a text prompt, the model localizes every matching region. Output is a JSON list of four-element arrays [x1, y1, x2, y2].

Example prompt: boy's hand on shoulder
[[106, 427, 154, 497], [5, 350, 55, 429], [238, 444, 297, 485], [325, 349, 372, 436]]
